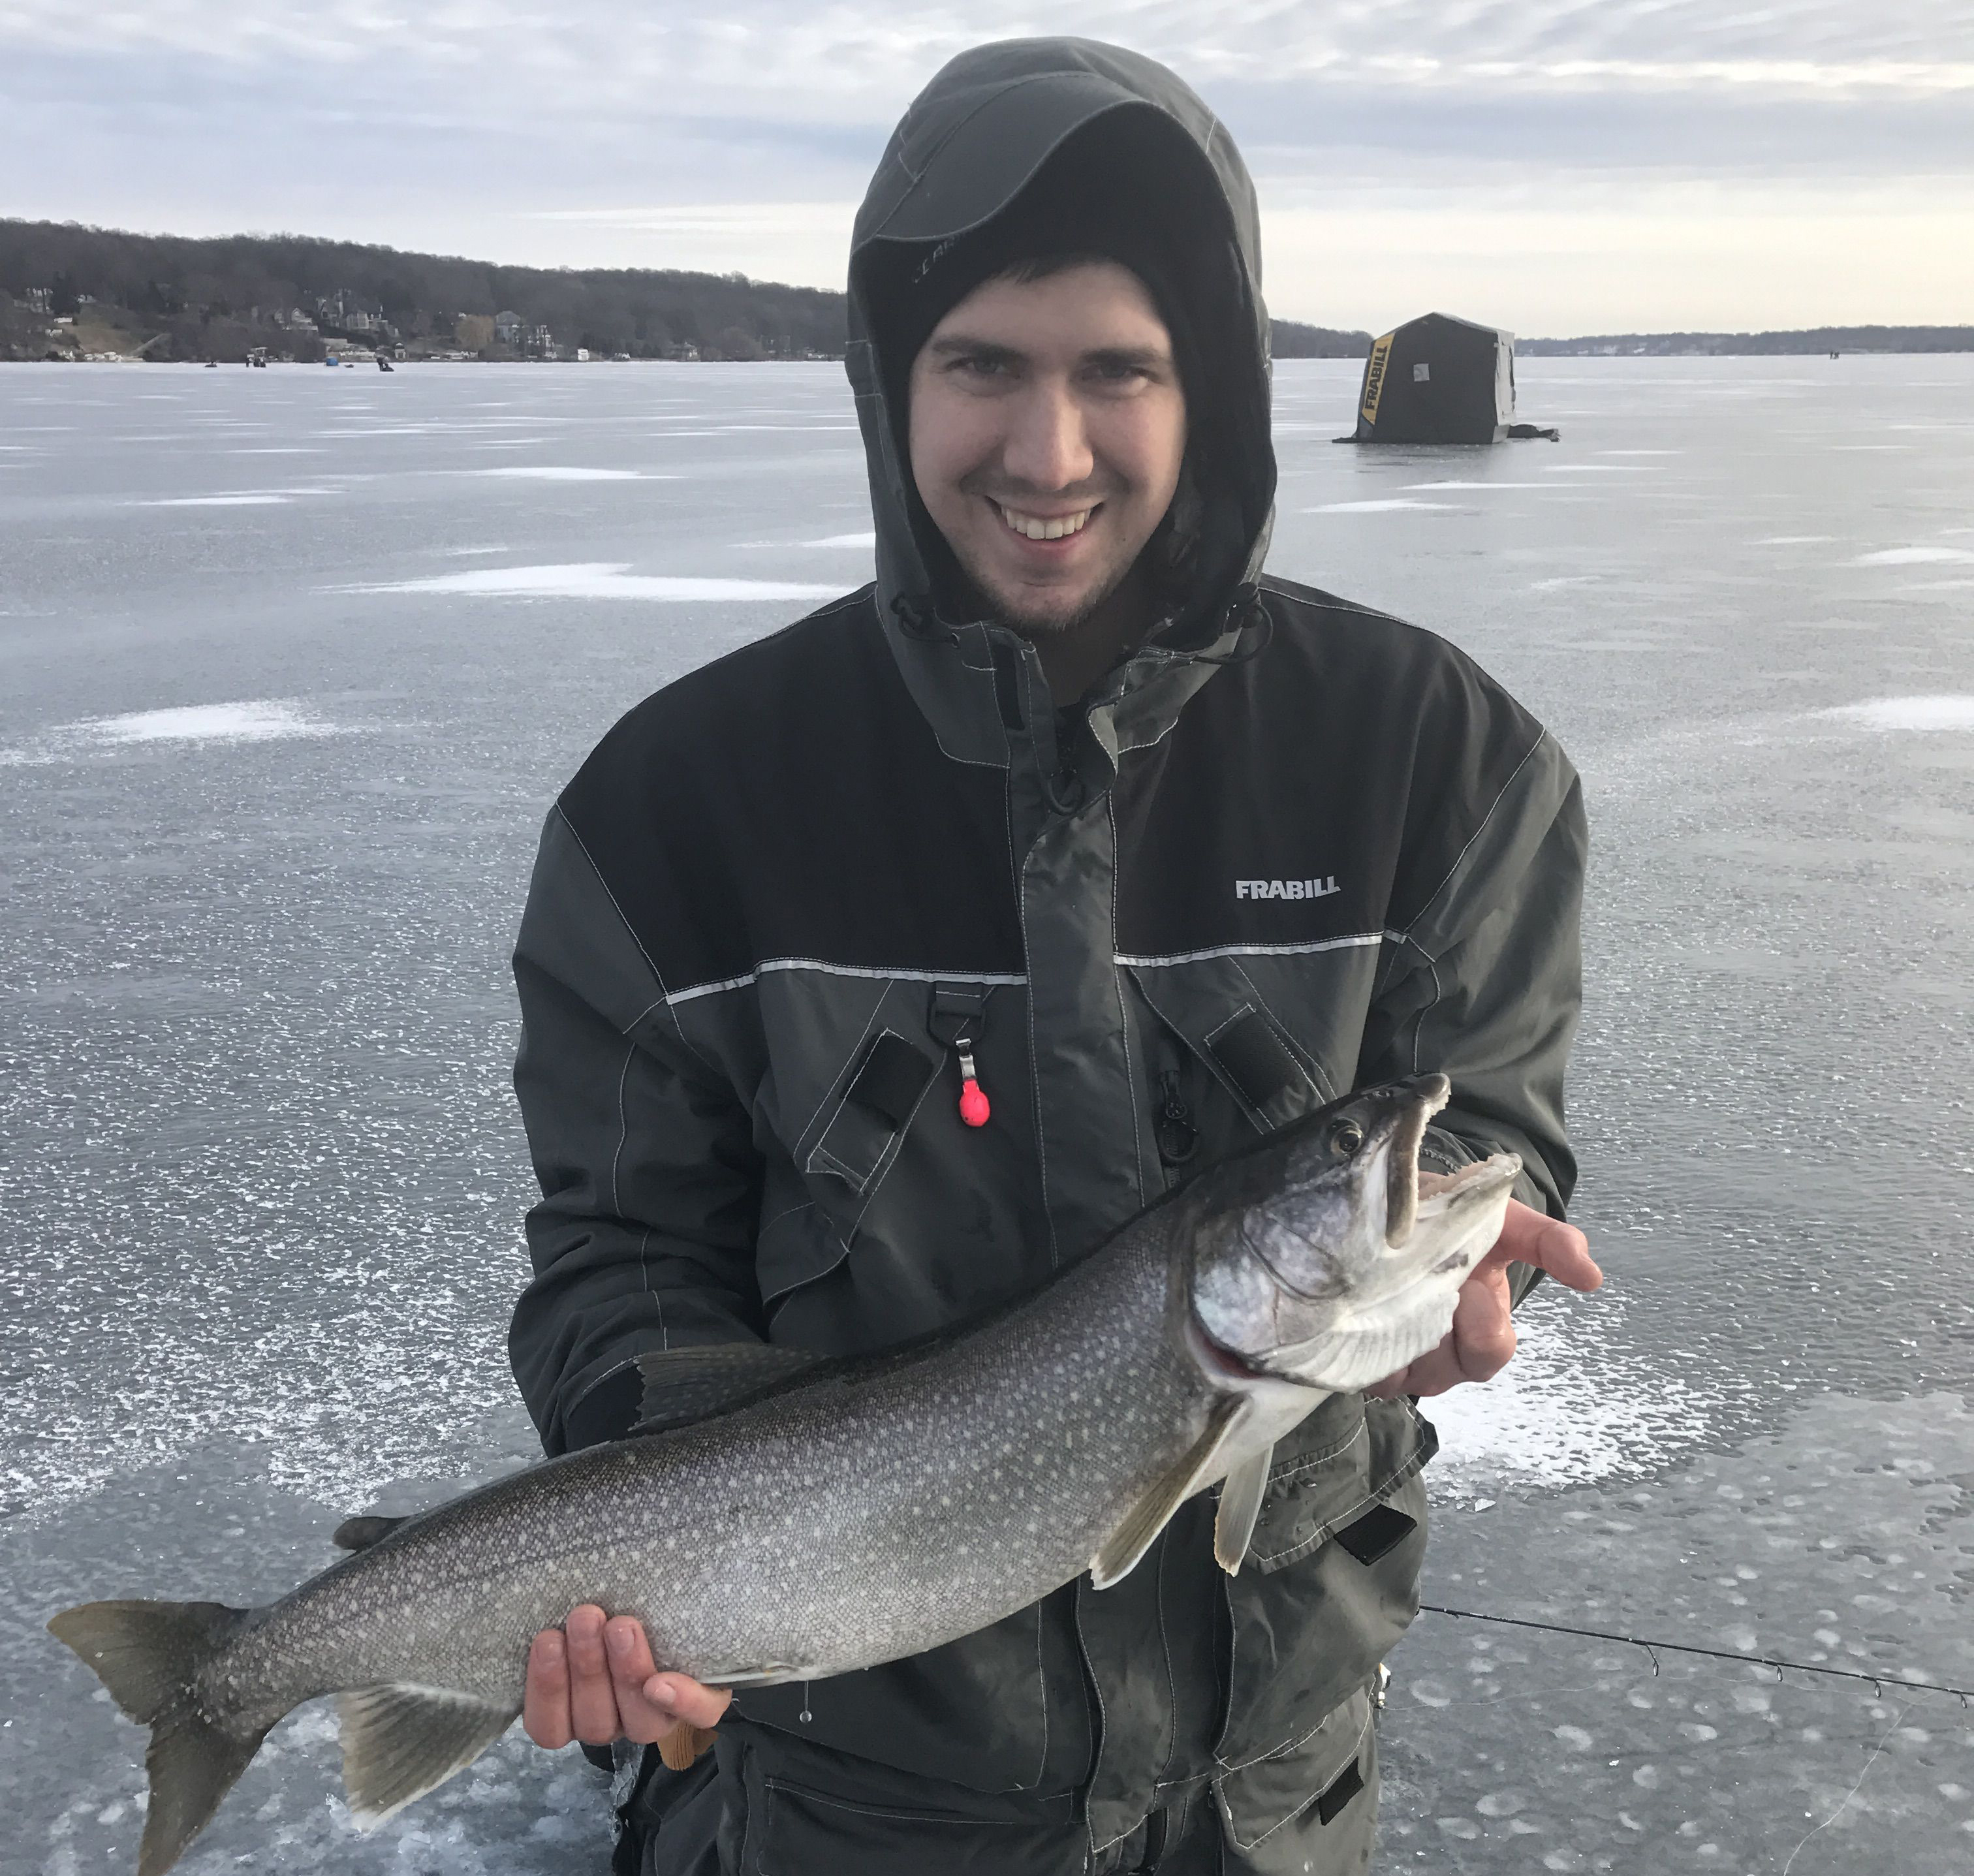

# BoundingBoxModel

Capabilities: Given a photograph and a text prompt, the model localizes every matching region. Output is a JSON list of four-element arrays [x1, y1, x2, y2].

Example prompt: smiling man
[[506, 37, 1593, 1876]]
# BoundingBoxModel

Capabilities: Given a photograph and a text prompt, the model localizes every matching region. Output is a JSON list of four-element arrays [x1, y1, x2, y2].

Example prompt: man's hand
[[524, 1606, 732, 1766], [1364, 1193, 1601, 1400]]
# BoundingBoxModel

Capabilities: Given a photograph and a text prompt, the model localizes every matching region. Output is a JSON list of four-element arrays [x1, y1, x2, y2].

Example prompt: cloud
[[4, 4, 1971, 327]]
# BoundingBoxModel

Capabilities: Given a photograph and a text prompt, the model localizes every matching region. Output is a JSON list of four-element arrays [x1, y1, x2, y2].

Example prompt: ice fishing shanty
[[1340, 311, 1557, 444]]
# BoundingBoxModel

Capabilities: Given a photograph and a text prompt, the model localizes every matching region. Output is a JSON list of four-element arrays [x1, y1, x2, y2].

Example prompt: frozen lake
[[2, 356, 1970, 1871]]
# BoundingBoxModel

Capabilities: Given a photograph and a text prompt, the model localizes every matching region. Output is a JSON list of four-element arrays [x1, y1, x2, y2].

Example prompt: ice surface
[[339, 563, 843, 601], [5, 355, 1972, 1874], [804, 531, 878, 548]]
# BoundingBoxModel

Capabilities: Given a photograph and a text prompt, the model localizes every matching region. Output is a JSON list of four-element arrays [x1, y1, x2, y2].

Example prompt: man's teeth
[[997, 503, 1092, 542]]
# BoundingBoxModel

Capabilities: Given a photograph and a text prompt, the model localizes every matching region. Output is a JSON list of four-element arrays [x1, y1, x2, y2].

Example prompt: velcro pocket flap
[[1206, 1007, 1309, 1113], [806, 1029, 939, 1193], [849, 1031, 941, 1126]]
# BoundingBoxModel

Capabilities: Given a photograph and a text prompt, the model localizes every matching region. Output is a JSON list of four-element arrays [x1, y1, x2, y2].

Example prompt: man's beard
[[956, 540, 1147, 642]]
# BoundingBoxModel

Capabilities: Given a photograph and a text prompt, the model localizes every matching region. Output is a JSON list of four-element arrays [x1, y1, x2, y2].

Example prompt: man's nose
[[1001, 380, 1093, 493]]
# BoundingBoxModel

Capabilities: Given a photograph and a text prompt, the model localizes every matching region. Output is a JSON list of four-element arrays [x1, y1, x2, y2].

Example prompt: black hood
[[846, 38, 1277, 648]]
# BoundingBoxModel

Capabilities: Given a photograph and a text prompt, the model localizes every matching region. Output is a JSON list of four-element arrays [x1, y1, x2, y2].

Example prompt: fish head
[[1183, 1074, 1522, 1395]]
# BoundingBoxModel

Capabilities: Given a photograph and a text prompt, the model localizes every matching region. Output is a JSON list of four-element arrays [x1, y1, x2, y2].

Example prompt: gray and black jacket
[[509, 37, 1583, 1865]]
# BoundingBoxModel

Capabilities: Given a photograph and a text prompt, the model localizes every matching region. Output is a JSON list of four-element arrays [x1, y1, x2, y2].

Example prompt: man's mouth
[[994, 500, 1095, 542]]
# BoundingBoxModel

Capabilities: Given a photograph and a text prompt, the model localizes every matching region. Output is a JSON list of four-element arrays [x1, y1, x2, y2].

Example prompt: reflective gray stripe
[[1114, 933, 1384, 969], [667, 958, 1028, 1006]]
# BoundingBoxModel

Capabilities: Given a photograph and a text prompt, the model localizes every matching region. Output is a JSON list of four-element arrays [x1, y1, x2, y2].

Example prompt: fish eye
[[1328, 1119, 1364, 1157]]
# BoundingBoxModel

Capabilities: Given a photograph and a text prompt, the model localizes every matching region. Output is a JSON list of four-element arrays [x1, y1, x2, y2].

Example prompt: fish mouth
[[1382, 1074, 1447, 1247]]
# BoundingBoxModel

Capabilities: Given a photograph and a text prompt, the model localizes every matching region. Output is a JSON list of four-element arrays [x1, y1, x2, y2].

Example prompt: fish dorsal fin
[[337, 1683, 518, 1826], [631, 1343, 825, 1436], [1214, 1445, 1273, 1574], [332, 1514, 408, 1553], [1089, 1395, 1244, 1591]]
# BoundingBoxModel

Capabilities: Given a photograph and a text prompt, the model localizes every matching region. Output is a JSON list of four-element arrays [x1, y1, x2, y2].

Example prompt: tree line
[[0, 220, 849, 362], [0, 218, 1374, 366], [1519, 326, 1974, 356]]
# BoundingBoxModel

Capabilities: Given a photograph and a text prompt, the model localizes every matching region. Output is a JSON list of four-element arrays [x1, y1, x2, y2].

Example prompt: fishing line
[[1418, 1604, 1972, 1705], [1778, 1703, 1908, 1876]]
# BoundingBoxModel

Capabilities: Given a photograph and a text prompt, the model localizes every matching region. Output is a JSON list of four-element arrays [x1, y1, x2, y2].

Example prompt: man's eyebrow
[[1081, 344, 1171, 371], [924, 335, 1024, 364]]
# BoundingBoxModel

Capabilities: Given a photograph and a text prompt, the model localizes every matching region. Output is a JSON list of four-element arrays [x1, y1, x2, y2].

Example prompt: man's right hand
[[524, 1605, 732, 1760]]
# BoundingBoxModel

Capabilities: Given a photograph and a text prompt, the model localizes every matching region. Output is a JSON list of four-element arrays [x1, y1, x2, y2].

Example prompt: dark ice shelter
[[1341, 311, 1556, 443]]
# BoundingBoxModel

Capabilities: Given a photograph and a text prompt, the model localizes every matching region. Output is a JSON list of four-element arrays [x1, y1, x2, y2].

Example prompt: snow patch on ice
[[1404, 480, 1547, 490], [339, 563, 841, 602], [465, 466, 668, 481], [1306, 499, 1452, 513], [1751, 535, 1834, 545], [803, 531, 877, 548], [0, 700, 353, 766], [138, 492, 331, 507], [1815, 695, 1974, 732], [1427, 1313, 1710, 1490], [1852, 546, 1974, 566]]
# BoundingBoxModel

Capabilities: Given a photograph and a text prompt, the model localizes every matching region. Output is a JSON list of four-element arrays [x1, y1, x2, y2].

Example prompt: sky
[[3, 3, 1970, 334]]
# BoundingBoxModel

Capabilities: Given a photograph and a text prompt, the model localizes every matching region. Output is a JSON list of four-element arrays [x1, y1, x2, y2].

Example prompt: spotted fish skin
[[48, 1074, 1520, 1875]]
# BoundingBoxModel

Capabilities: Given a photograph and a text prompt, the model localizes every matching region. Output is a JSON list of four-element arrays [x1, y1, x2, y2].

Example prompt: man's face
[[907, 260, 1186, 637]]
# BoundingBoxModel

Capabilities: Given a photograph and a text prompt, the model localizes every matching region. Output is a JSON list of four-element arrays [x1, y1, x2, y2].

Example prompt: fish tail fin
[[49, 1598, 272, 1876]]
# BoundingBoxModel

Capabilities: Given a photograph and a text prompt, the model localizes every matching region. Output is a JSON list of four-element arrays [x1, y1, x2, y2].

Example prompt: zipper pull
[[956, 1040, 991, 1128], [1155, 1070, 1197, 1165]]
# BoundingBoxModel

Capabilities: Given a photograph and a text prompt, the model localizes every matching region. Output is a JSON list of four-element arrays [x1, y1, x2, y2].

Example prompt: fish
[[49, 1072, 1519, 1875]]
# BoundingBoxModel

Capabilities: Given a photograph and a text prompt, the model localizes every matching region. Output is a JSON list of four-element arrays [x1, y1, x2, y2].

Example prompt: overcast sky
[[5, 3, 1969, 333]]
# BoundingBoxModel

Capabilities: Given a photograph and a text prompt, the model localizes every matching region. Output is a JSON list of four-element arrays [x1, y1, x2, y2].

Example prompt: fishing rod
[[1417, 1603, 1973, 1706]]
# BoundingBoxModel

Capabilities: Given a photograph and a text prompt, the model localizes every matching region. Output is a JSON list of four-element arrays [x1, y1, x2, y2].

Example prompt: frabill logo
[[1236, 878, 1340, 901]]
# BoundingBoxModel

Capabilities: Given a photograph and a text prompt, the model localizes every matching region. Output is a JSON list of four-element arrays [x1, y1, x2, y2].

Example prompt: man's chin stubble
[[964, 557, 1135, 642]]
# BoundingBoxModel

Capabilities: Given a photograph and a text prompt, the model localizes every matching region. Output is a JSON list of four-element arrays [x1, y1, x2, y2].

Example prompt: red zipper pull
[[956, 1039, 990, 1128]]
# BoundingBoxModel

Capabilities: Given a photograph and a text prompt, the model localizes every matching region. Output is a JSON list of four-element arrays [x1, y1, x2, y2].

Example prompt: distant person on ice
[[505, 36, 1597, 1875]]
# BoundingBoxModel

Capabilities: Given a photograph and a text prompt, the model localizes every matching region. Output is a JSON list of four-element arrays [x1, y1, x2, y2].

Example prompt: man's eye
[[951, 354, 1009, 377]]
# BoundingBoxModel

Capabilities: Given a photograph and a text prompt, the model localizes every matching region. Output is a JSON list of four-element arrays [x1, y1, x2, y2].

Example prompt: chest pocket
[[804, 1029, 942, 1193], [1128, 961, 1336, 1161]]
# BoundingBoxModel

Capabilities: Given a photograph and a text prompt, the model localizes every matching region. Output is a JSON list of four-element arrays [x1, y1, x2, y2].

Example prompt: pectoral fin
[[1089, 1396, 1244, 1591], [631, 1343, 824, 1435], [337, 1683, 518, 1826], [1213, 1446, 1272, 1574]]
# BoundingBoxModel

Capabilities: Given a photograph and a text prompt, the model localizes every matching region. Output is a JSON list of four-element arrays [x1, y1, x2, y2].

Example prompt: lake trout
[[50, 1072, 1519, 1875]]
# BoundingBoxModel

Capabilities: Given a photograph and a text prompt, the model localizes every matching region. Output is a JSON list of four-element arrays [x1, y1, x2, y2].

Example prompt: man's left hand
[[1364, 1195, 1601, 1400]]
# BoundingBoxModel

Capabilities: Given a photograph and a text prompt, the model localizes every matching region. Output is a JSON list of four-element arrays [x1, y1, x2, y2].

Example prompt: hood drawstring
[[1190, 582, 1272, 669], [888, 591, 959, 644]]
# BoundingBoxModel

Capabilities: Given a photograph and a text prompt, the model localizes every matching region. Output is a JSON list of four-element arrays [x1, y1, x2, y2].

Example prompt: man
[[507, 37, 1596, 1876]]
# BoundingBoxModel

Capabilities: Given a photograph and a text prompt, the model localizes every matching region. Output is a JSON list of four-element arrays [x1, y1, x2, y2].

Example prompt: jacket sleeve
[[1356, 729, 1586, 1302], [507, 804, 765, 1455]]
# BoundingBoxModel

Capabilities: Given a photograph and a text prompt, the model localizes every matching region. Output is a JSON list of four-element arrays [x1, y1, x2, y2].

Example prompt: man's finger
[[565, 1604, 623, 1744], [605, 1618, 681, 1746], [1449, 1275, 1516, 1384], [644, 1674, 736, 1732], [1390, 1343, 1463, 1398], [1490, 1200, 1602, 1293], [524, 1629, 573, 1750]]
